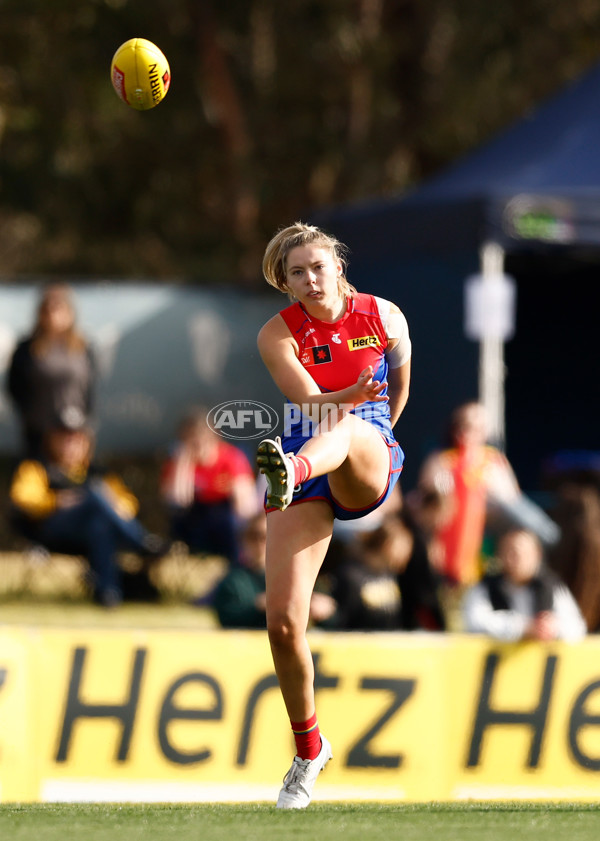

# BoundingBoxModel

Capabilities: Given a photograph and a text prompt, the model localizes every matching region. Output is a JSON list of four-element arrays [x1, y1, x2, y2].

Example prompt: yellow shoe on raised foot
[[257, 436, 295, 511], [276, 735, 333, 809]]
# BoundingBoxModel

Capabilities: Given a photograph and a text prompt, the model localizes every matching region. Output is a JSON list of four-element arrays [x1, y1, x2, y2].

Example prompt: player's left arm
[[387, 359, 411, 426], [383, 302, 412, 426]]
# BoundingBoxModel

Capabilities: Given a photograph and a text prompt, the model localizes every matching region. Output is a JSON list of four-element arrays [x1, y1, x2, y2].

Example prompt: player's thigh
[[265, 500, 333, 623], [328, 416, 391, 509]]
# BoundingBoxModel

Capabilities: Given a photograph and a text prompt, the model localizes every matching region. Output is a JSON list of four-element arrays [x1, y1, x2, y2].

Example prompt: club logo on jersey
[[301, 344, 332, 366], [347, 335, 380, 351]]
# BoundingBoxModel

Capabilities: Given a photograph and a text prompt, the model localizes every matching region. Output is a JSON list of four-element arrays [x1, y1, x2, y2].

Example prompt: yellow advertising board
[[1, 627, 600, 803]]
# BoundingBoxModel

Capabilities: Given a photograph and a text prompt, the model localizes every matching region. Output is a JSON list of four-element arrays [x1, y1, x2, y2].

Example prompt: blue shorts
[[266, 437, 404, 521]]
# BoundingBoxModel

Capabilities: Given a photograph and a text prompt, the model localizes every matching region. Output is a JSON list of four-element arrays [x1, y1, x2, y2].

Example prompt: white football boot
[[276, 735, 333, 809], [257, 437, 296, 511]]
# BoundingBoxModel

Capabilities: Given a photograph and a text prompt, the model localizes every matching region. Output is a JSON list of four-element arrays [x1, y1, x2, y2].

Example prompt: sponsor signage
[[1, 630, 600, 802], [347, 336, 380, 351]]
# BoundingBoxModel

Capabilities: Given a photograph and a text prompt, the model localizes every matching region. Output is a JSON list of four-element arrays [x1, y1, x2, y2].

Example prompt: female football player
[[256, 222, 412, 807]]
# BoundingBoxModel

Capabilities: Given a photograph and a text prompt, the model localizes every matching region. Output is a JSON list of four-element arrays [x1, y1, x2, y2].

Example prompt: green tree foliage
[[0, 0, 599, 284]]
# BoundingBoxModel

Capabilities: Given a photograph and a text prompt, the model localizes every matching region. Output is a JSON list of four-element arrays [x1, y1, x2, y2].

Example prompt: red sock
[[291, 713, 321, 760], [289, 454, 312, 486]]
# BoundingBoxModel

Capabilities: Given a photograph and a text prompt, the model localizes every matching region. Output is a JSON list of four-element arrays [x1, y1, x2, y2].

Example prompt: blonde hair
[[262, 221, 357, 300]]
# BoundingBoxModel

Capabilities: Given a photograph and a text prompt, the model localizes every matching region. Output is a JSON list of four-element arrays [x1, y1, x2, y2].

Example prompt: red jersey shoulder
[[352, 292, 380, 317]]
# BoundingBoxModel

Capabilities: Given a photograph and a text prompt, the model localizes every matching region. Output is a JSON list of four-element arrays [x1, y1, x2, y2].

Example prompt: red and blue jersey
[[269, 293, 405, 520], [279, 293, 396, 447]]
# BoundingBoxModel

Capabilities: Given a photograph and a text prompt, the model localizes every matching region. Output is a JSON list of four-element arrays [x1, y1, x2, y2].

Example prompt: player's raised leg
[[297, 408, 392, 510], [258, 408, 391, 513]]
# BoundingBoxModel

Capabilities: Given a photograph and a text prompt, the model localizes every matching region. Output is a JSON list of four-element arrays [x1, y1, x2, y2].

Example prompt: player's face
[[284, 245, 343, 307]]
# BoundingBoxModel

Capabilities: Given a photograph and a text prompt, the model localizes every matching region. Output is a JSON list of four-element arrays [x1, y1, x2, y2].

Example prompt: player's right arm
[[257, 314, 387, 410]]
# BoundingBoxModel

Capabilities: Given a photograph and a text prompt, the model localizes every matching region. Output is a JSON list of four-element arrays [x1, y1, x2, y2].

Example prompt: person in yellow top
[[9, 422, 169, 607]]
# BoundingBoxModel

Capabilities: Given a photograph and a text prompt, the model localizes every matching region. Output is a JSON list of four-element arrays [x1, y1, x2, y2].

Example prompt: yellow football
[[110, 38, 171, 111]]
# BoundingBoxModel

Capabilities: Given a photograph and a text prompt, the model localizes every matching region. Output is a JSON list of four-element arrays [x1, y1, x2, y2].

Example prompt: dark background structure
[[315, 62, 600, 489]]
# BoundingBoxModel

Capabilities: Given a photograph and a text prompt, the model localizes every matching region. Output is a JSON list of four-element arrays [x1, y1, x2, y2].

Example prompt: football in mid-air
[[110, 38, 170, 110]]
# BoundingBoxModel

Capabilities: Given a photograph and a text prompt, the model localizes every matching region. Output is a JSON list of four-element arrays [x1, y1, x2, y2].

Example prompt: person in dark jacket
[[213, 513, 269, 628], [6, 283, 96, 458], [330, 512, 445, 631]]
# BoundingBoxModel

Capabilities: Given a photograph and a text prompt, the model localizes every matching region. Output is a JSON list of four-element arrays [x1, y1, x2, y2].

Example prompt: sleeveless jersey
[[279, 293, 395, 447]]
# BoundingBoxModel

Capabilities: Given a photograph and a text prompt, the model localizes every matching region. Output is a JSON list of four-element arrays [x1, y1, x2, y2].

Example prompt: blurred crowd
[[2, 283, 599, 640]]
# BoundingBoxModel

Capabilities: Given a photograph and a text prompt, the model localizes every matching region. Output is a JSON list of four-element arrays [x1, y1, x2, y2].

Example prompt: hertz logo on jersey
[[347, 335, 380, 351]]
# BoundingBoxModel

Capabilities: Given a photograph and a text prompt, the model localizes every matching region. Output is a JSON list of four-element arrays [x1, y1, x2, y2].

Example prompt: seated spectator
[[330, 512, 445, 631], [213, 513, 267, 628], [160, 408, 258, 562], [213, 513, 336, 628], [9, 422, 169, 607], [547, 481, 600, 632], [462, 527, 586, 642], [396, 504, 447, 631]]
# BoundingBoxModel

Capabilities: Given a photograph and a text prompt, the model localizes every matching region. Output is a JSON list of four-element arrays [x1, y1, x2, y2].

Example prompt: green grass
[[1, 802, 600, 841]]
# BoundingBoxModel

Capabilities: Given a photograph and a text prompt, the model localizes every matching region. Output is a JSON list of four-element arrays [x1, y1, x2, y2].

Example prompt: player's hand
[[354, 366, 388, 403]]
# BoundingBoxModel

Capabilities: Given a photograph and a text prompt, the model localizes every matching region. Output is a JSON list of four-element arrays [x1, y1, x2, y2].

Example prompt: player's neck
[[303, 294, 347, 323]]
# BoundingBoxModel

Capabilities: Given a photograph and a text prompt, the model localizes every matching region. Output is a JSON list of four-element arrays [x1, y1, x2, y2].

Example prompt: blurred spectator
[[6, 283, 96, 458], [462, 528, 586, 642], [213, 513, 268, 628], [320, 484, 403, 580], [403, 486, 454, 584], [160, 407, 259, 563], [397, 503, 447, 631], [213, 512, 336, 628], [547, 482, 600, 632], [329, 512, 445, 631], [8, 422, 169, 607], [417, 401, 521, 590]]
